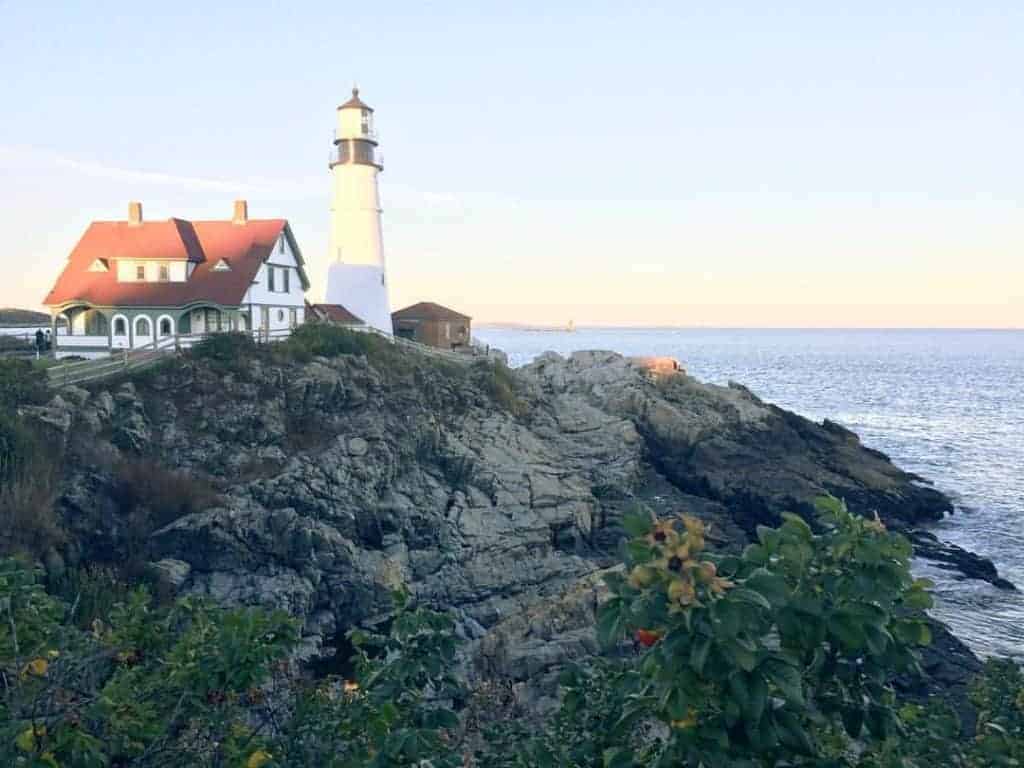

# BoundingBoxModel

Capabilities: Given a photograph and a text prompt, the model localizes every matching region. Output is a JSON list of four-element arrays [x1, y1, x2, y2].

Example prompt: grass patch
[[47, 563, 137, 628], [0, 363, 64, 558], [187, 332, 262, 378], [0, 462, 64, 558], [0, 357, 48, 411], [473, 359, 528, 417], [278, 324, 420, 375]]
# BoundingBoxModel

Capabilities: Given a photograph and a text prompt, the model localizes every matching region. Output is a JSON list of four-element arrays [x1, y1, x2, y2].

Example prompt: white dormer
[[212, 258, 232, 272], [88, 259, 109, 272]]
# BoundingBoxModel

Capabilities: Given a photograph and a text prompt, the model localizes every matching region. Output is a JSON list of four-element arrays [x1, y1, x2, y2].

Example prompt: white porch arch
[[156, 314, 176, 341], [133, 315, 154, 349], [111, 313, 130, 349]]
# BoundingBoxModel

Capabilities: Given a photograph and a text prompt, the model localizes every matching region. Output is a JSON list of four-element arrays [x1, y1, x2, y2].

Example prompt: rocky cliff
[[24, 345, 1005, 715]]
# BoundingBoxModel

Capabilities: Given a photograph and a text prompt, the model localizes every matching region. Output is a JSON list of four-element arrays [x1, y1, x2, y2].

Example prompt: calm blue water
[[475, 327, 1024, 659]]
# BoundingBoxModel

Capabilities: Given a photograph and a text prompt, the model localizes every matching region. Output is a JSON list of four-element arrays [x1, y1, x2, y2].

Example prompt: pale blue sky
[[1, 1, 1022, 326]]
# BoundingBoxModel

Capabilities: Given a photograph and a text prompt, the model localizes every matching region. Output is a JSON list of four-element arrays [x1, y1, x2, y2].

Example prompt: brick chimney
[[232, 199, 248, 225], [128, 201, 143, 226]]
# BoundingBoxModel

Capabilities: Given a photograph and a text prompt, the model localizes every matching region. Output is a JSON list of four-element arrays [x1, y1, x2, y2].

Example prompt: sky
[[1, 1, 1022, 328]]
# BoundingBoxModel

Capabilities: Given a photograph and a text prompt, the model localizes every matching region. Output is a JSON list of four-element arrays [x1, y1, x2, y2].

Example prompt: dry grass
[[111, 457, 222, 531], [0, 465, 65, 557]]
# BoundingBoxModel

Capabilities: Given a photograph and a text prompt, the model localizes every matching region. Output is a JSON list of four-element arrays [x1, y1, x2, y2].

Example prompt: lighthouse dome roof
[[338, 87, 373, 112]]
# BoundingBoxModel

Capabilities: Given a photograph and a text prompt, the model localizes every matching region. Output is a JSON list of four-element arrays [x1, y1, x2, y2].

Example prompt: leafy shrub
[[0, 561, 462, 768]]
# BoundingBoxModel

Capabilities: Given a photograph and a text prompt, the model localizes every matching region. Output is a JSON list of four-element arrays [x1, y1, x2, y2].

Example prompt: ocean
[[474, 327, 1024, 659]]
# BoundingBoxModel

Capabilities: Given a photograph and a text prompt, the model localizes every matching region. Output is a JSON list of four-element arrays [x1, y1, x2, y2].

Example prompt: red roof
[[310, 303, 365, 325], [44, 218, 308, 309], [392, 301, 471, 322]]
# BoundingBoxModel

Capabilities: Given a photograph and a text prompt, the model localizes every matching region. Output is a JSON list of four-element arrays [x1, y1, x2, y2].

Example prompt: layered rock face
[[32, 348, 1000, 711]]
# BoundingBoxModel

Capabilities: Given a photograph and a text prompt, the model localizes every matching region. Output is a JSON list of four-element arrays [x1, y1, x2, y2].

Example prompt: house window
[[136, 317, 151, 336], [283, 268, 290, 293], [277, 309, 285, 322], [289, 308, 297, 328], [136, 264, 145, 281], [268, 267, 276, 292], [159, 318, 172, 336], [114, 318, 127, 336], [158, 263, 169, 282], [279, 236, 285, 254]]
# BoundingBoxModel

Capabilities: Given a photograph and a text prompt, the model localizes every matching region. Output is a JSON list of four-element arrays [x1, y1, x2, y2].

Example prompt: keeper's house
[[43, 201, 310, 358]]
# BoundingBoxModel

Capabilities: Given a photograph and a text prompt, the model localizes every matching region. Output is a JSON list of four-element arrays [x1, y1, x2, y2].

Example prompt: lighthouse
[[324, 87, 392, 334]]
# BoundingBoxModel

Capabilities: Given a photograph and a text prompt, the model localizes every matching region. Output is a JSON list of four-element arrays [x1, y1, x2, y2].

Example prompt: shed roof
[[391, 301, 471, 322]]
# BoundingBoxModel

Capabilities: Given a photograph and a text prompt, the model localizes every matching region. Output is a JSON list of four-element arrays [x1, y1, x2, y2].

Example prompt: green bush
[[6, 500, 1024, 767], [0, 561, 462, 768], [188, 331, 260, 374]]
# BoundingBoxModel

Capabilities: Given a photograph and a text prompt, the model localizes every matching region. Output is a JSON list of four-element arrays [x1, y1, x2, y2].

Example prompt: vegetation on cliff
[[1, 336, 1022, 766], [3, 497, 1024, 767]]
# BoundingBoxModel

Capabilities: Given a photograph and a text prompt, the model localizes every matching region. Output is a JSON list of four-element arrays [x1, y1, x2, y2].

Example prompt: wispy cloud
[[0, 144, 326, 199], [0, 144, 469, 213]]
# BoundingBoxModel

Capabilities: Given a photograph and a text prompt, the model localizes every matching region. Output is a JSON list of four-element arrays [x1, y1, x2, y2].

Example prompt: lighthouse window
[[361, 110, 371, 133]]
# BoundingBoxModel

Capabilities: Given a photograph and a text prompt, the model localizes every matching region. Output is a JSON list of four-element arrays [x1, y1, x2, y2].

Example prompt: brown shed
[[391, 302, 471, 350]]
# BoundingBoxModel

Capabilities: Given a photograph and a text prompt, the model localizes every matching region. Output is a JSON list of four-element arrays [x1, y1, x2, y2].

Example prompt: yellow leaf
[[247, 749, 273, 768], [24, 658, 49, 677], [16, 725, 46, 752]]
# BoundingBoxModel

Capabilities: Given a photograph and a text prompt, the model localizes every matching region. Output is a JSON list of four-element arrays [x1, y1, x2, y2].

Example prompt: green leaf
[[597, 600, 626, 648], [690, 635, 712, 674], [729, 587, 771, 611], [603, 747, 635, 768], [622, 512, 653, 539], [780, 512, 813, 541], [746, 673, 768, 723], [763, 660, 805, 706], [743, 570, 789, 607], [841, 705, 865, 738]]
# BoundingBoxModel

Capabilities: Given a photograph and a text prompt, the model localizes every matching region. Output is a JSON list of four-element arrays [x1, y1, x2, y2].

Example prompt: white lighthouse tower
[[324, 87, 392, 334]]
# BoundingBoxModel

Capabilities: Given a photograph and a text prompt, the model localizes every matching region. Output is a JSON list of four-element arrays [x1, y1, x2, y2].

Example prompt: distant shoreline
[[476, 323, 1023, 332]]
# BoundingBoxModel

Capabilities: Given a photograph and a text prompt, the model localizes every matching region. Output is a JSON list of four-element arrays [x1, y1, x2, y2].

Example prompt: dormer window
[[135, 264, 145, 281], [158, 263, 170, 282], [212, 259, 231, 272]]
